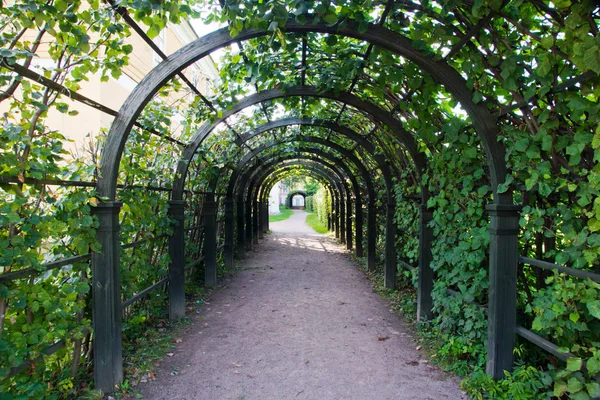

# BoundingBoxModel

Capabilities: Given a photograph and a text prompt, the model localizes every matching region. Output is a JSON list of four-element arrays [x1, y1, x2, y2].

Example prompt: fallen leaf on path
[[416, 346, 422, 351], [406, 360, 418, 366], [175, 338, 183, 343], [166, 353, 174, 357], [378, 335, 390, 341], [233, 362, 242, 367]]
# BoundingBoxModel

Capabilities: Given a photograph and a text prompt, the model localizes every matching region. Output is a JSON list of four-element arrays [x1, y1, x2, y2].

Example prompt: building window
[[152, 29, 166, 66]]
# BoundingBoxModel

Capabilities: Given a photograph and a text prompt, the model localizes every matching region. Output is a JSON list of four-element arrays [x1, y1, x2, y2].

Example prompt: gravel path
[[136, 210, 465, 400]]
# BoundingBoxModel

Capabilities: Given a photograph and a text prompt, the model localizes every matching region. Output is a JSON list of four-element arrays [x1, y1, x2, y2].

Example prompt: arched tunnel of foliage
[[0, 0, 599, 398]]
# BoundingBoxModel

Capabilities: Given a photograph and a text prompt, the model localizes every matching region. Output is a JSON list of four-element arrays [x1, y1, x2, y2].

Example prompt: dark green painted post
[[168, 200, 186, 320], [236, 199, 245, 259], [334, 198, 340, 239], [264, 202, 270, 232], [327, 212, 332, 231], [253, 200, 259, 244], [346, 196, 353, 250], [417, 204, 434, 321], [258, 201, 265, 239], [367, 201, 377, 271], [224, 199, 235, 268], [203, 195, 217, 287], [355, 199, 363, 257], [384, 201, 397, 289], [91, 201, 123, 393], [486, 204, 521, 379], [340, 195, 346, 245], [245, 199, 252, 250]]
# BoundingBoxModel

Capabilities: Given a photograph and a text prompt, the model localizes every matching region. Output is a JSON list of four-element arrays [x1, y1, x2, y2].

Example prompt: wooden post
[[346, 196, 353, 250], [245, 199, 252, 250], [417, 204, 434, 321], [340, 195, 346, 245], [355, 199, 363, 257], [367, 201, 377, 271], [253, 199, 259, 244], [224, 199, 235, 268], [236, 199, 245, 259], [384, 201, 397, 289], [258, 200, 265, 239], [91, 201, 123, 393], [264, 201, 270, 232], [203, 195, 217, 287], [168, 200, 186, 320], [486, 204, 520, 379], [334, 197, 340, 239]]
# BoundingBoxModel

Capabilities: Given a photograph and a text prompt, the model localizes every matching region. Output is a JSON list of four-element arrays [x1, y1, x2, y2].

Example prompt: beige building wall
[[15, 18, 219, 155]]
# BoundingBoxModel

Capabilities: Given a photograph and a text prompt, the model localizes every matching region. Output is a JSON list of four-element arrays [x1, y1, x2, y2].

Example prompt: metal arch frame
[[260, 163, 340, 221], [256, 160, 348, 248], [285, 190, 308, 208], [242, 154, 354, 254], [227, 141, 379, 272], [254, 161, 343, 246], [237, 149, 358, 249], [241, 139, 378, 264], [238, 117, 395, 198], [231, 133, 374, 257], [250, 156, 357, 245], [230, 144, 360, 255], [91, 18, 520, 391], [170, 86, 424, 202], [259, 164, 338, 234], [99, 19, 508, 201]]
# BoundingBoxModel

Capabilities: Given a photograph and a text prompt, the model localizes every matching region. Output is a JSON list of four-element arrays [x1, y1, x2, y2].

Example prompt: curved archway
[[89, 15, 523, 391], [99, 19, 507, 202]]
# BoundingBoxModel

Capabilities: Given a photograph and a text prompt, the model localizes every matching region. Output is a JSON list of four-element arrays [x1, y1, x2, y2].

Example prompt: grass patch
[[305, 212, 328, 233], [269, 205, 293, 222]]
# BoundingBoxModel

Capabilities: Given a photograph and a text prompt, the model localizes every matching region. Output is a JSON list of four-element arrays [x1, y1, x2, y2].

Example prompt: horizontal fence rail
[[517, 256, 599, 366], [519, 256, 600, 283], [0, 235, 169, 283]]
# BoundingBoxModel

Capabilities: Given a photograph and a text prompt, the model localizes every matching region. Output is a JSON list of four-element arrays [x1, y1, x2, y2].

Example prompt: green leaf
[[587, 356, 600, 376], [322, 12, 337, 25], [566, 357, 583, 371], [586, 300, 600, 319], [569, 312, 580, 323], [567, 377, 584, 393]]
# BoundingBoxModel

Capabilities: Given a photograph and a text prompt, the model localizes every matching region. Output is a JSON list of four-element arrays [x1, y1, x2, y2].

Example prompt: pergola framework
[[88, 17, 523, 391], [4, 4, 596, 395]]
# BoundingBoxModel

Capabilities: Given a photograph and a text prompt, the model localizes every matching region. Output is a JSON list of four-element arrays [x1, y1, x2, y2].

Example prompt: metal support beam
[[355, 198, 363, 257], [253, 199, 259, 244], [332, 198, 340, 239], [384, 201, 397, 289], [91, 201, 123, 393], [258, 201, 265, 239], [417, 204, 434, 321], [168, 200, 186, 320], [264, 202, 270, 232], [245, 199, 253, 250], [486, 204, 521, 379], [340, 195, 346, 245], [367, 201, 377, 271], [346, 196, 353, 250], [236, 199, 246, 259], [224, 199, 235, 268], [203, 196, 218, 287]]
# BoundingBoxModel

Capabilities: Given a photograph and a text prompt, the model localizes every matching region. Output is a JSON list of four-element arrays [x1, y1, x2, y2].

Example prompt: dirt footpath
[[136, 210, 466, 400]]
